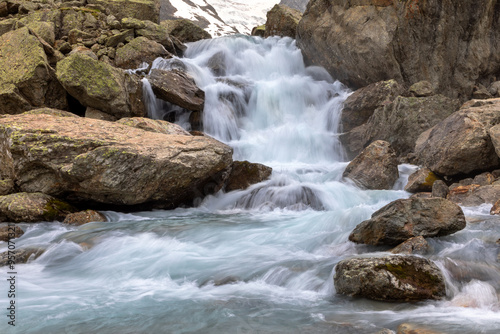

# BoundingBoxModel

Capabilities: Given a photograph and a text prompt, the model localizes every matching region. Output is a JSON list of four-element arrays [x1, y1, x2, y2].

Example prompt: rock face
[[343, 140, 398, 190], [297, 0, 500, 99], [0, 27, 50, 114], [161, 19, 212, 43], [148, 68, 205, 112], [349, 198, 466, 246], [0, 113, 233, 209], [341, 80, 403, 133], [56, 53, 146, 119], [342, 94, 460, 158], [334, 255, 446, 302], [87, 0, 160, 22], [225, 161, 273, 192], [264, 4, 302, 38], [415, 99, 500, 176], [0, 192, 75, 223]]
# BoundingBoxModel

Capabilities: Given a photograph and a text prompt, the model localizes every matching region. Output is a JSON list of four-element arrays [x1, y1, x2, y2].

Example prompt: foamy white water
[[1, 36, 499, 334]]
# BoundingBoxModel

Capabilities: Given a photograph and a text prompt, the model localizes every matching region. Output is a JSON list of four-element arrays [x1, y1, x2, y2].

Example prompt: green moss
[[43, 198, 75, 221], [423, 172, 439, 187]]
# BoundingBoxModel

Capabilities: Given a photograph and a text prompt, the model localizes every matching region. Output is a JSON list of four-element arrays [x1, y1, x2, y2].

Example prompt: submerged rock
[[63, 210, 107, 226], [349, 198, 466, 246], [0, 225, 24, 242], [0, 113, 233, 209], [343, 140, 398, 190], [0, 247, 44, 267], [397, 323, 445, 334], [334, 255, 446, 302], [0, 192, 76, 223], [225, 161, 273, 192]]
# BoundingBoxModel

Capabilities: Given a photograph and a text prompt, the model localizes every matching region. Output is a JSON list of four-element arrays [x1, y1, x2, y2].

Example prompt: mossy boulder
[[349, 197, 466, 246], [264, 4, 302, 38], [136, 20, 181, 55], [0, 27, 50, 113], [25, 21, 55, 45], [161, 19, 212, 43], [87, 0, 160, 22], [115, 36, 171, 69], [404, 167, 440, 193], [225, 161, 273, 192], [251, 24, 265, 37], [56, 53, 146, 119], [334, 255, 446, 302], [0, 113, 233, 209], [0, 192, 76, 223], [116, 117, 190, 136]]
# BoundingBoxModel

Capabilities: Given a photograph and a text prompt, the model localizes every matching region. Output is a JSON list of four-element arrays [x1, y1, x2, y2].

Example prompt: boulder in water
[[63, 210, 107, 226], [0, 113, 233, 209], [264, 4, 302, 38], [404, 168, 440, 193], [225, 161, 273, 192], [0, 225, 24, 242], [349, 198, 466, 246], [161, 19, 212, 43], [115, 37, 172, 69], [397, 323, 445, 334], [0, 192, 76, 223], [148, 68, 205, 112], [390, 236, 430, 255], [343, 140, 398, 190], [0, 247, 44, 267], [334, 255, 446, 302]]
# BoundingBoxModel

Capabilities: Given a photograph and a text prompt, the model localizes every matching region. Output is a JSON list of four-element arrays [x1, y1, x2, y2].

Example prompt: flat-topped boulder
[[0, 113, 233, 209]]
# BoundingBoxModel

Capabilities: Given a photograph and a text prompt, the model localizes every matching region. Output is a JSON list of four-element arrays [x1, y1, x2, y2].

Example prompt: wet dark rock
[[343, 140, 398, 190], [225, 161, 273, 192], [334, 255, 446, 302], [349, 198, 466, 246]]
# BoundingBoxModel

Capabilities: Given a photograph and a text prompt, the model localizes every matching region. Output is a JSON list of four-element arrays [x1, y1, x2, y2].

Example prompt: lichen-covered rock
[[404, 168, 440, 193], [25, 21, 55, 46], [0, 27, 50, 113], [343, 140, 398, 190], [63, 210, 107, 226], [343, 94, 460, 158], [264, 4, 302, 38], [297, 0, 500, 99], [0, 225, 23, 242], [0, 113, 233, 209], [415, 99, 500, 176], [136, 20, 181, 55], [161, 19, 211, 43], [148, 68, 205, 112], [409, 81, 434, 97], [0, 179, 14, 196], [115, 37, 171, 69], [0, 247, 44, 267], [334, 255, 446, 302], [0, 192, 76, 223], [225, 161, 273, 192], [23, 107, 79, 118], [341, 80, 403, 133], [56, 53, 146, 119], [87, 0, 160, 22], [116, 117, 190, 136], [349, 198, 466, 246], [390, 236, 430, 255]]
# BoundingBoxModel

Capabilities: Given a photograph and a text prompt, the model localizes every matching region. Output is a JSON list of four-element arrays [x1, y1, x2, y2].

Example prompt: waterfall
[[3, 35, 499, 334]]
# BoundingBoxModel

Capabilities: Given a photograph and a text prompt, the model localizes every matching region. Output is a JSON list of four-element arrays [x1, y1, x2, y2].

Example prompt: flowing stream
[[2, 36, 500, 334]]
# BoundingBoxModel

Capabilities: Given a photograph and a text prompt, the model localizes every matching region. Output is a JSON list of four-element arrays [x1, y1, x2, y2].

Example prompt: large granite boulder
[[334, 255, 446, 302], [161, 19, 212, 43], [0, 113, 233, 209], [56, 53, 146, 119], [264, 4, 302, 38], [0, 27, 50, 114], [343, 140, 398, 190], [349, 198, 466, 246], [297, 0, 500, 99], [342, 94, 460, 158], [87, 0, 160, 22], [415, 99, 500, 176], [148, 68, 205, 112], [0, 192, 76, 223]]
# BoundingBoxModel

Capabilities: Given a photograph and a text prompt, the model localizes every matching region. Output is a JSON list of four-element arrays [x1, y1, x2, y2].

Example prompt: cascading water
[[1, 36, 499, 334]]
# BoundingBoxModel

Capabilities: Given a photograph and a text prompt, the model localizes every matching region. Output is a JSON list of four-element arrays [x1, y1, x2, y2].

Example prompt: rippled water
[[1, 36, 499, 334]]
